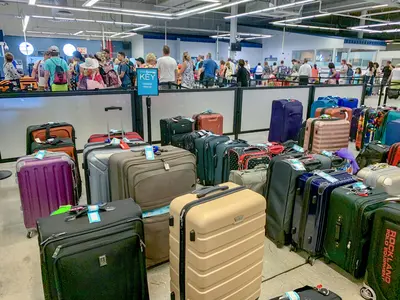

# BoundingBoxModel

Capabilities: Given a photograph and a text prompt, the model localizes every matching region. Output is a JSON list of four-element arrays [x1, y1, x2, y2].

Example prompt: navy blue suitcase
[[350, 107, 363, 141], [291, 171, 356, 261], [268, 99, 303, 143]]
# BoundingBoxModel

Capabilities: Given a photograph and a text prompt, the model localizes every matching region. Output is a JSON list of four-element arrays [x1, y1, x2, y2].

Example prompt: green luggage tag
[[51, 205, 72, 216], [143, 205, 170, 218]]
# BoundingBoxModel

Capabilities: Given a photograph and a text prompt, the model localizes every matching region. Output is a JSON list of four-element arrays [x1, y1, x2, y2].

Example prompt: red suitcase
[[193, 112, 223, 135]]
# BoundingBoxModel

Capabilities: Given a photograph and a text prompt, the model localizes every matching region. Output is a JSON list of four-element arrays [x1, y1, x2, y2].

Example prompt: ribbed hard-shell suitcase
[[193, 112, 223, 135], [169, 183, 266, 300], [357, 164, 400, 196], [314, 107, 353, 121], [16, 152, 78, 237], [303, 118, 350, 153]]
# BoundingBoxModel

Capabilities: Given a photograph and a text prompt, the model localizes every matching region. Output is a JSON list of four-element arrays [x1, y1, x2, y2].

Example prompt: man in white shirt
[[339, 59, 349, 84], [31, 51, 50, 90], [298, 59, 312, 85], [156, 45, 178, 89]]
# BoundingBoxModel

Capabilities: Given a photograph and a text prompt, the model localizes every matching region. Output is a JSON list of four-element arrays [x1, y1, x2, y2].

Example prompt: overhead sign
[[137, 68, 159, 97], [77, 47, 87, 54]]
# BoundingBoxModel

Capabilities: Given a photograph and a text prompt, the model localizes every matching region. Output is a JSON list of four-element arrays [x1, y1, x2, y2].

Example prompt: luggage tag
[[110, 138, 120, 145], [144, 146, 155, 160], [314, 170, 338, 183], [143, 205, 170, 218], [293, 145, 305, 153], [87, 205, 101, 223], [34, 138, 42, 144], [35, 150, 47, 160], [320, 114, 332, 119], [120, 141, 130, 150], [321, 150, 333, 157], [278, 291, 300, 300], [287, 159, 306, 171], [184, 117, 195, 123]]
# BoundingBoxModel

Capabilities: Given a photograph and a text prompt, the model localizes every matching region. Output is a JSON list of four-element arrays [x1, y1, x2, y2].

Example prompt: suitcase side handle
[[105, 106, 122, 111], [194, 185, 229, 198]]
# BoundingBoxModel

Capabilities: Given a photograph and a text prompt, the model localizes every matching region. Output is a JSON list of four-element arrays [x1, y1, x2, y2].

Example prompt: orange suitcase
[[193, 112, 223, 135], [19, 77, 38, 90], [169, 182, 266, 300], [314, 107, 353, 122], [303, 118, 350, 153]]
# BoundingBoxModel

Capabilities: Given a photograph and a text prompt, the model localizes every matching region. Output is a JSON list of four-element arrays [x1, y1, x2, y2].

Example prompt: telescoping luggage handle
[[193, 185, 229, 198], [104, 106, 125, 140]]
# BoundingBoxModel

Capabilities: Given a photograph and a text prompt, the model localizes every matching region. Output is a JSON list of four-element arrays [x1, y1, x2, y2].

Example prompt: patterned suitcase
[[356, 107, 377, 151], [350, 107, 363, 142], [314, 107, 353, 122], [16, 152, 78, 237], [169, 183, 266, 300], [193, 112, 223, 135], [303, 118, 350, 153]]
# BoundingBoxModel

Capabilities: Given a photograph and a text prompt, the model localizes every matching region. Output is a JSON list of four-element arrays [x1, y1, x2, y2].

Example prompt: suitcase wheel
[[306, 256, 316, 266], [360, 286, 375, 300], [289, 245, 298, 252], [27, 230, 36, 239]]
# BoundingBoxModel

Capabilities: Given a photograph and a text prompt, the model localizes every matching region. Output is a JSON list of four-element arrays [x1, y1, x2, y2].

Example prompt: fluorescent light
[[274, 23, 340, 31], [83, 0, 100, 7], [273, 13, 331, 23], [385, 29, 400, 33], [362, 9, 400, 17], [96, 20, 115, 24], [86, 31, 117, 34], [225, 0, 315, 19], [351, 21, 400, 29], [349, 28, 382, 33], [28, 0, 36, 5], [36, 4, 89, 12], [119, 33, 137, 38], [32, 15, 53, 19], [31, 16, 150, 28], [130, 25, 151, 31], [245, 36, 272, 40], [92, 5, 173, 17], [73, 30, 84, 35], [76, 19, 96, 22], [110, 33, 125, 38], [22, 16, 30, 32], [176, 3, 221, 16], [193, 0, 254, 15], [371, 4, 388, 9]]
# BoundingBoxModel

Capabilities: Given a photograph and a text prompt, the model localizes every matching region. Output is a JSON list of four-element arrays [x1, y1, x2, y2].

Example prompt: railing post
[[233, 87, 243, 140], [306, 86, 315, 118]]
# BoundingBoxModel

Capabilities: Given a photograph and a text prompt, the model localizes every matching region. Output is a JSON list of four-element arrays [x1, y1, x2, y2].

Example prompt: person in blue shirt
[[200, 53, 219, 88], [43, 46, 69, 91], [117, 52, 131, 88]]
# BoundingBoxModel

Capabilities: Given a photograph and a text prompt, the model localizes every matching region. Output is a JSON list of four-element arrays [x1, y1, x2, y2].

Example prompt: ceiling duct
[[245, 1, 301, 17], [51, 0, 74, 18]]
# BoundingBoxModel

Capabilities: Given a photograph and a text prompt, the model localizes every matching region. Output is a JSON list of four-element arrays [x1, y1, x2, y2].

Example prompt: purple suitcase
[[350, 107, 363, 141], [268, 99, 303, 143], [16, 152, 77, 238]]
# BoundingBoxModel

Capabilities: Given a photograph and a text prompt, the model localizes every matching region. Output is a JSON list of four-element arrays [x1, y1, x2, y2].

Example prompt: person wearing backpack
[[277, 60, 288, 80], [44, 46, 69, 91], [346, 63, 354, 84]]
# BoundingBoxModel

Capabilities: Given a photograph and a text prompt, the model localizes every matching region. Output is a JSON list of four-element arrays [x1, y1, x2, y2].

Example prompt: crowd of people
[[2, 44, 400, 93]]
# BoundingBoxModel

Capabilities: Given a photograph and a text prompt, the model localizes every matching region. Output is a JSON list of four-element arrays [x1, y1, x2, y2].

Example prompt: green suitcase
[[324, 184, 388, 278]]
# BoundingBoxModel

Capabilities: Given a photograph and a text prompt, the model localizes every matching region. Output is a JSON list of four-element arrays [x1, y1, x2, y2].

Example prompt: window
[[335, 49, 349, 63], [292, 50, 314, 62], [315, 49, 333, 68], [348, 50, 376, 69]]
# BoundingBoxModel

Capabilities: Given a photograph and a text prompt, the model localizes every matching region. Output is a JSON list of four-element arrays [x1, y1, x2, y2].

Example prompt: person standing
[[388, 63, 400, 90], [339, 59, 349, 84], [353, 68, 362, 84], [233, 59, 249, 87], [311, 64, 319, 83], [328, 62, 339, 85], [145, 53, 157, 68], [254, 62, 263, 85], [225, 61, 233, 83], [44, 46, 69, 92], [117, 52, 131, 89], [277, 60, 288, 80], [135, 57, 145, 68], [291, 59, 300, 74], [71, 51, 85, 90], [365, 61, 375, 96], [78, 57, 105, 90], [382, 60, 393, 86], [180, 51, 194, 89], [346, 63, 354, 84], [32, 51, 50, 91], [298, 59, 312, 85], [102, 49, 113, 68], [272, 62, 278, 75], [200, 52, 219, 87], [156, 45, 178, 89], [3, 52, 21, 82], [244, 60, 250, 72]]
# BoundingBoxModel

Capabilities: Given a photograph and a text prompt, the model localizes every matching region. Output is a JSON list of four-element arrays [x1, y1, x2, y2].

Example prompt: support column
[[229, 6, 237, 60], [357, 10, 367, 39], [130, 34, 144, 59]]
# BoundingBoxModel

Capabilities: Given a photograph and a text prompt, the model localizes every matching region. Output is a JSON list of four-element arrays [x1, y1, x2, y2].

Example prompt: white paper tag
[[144, 146, 155, 160], [287, 159, 306, 171], [314, 170, 338, 183]]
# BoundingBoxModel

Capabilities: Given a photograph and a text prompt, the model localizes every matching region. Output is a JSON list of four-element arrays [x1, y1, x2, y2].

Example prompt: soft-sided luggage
[[384, 119, 400, 146], [388, 142, 400, 166], [17, 152, 78, 238], [169, 183, 266, 300], [268, 99, 303, 143], [109, 146, 196, 267], [83, 140, 147, 204], [291, 171, 356, 260], [350, 107, 363, 141], [270, 285, 342, 300], [310, 97, 338, 118], [193, 112, 223, 135], [361, 202, 400, 300], [387, 88, 400, 99], [338, 97, 358, 109], [229, 165, 267, 195], [172, 130, 212, 153], [160, 116, 194, 145], [356, 107, 377, 151], [303, 118, 350, 153], [357, 163, 400, 196], [314, 107, 353, 121], [356, 141, 390, 169], [37, 199, 149, 300], [26, 122, 75, 155], [324, 184, 389, 278], [228, 146, 267, 173]]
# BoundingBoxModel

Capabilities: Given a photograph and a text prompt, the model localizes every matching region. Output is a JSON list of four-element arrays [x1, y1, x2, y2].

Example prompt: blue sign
[[137, 68, 159, 96]]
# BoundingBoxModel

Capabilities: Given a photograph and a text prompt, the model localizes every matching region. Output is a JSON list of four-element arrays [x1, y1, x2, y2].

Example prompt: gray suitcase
[[83, 141, 147, 204], [357, 163, 400, 196], [229, 165, 267, 195]]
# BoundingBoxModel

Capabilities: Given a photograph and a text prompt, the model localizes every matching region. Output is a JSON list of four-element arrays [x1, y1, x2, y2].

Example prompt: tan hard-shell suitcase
[[357, 163, 400, 196], [303, 118, 350, 153], [169, 182, 266, 300], [108, 146, 197, 267]]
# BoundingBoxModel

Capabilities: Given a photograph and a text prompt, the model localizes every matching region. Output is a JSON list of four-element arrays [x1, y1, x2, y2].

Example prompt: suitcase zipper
[[178, 186, 246, 300]]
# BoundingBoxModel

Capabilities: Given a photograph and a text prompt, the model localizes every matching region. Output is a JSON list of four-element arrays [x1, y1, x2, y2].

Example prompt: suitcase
[[228, 146, 267, 173], [82, 140, 147, 204], [291, 171, 356, 259], [324, 185, 389, 278], [37, 199, 149, 300], [373, 107, 394, 143], [361, 202, 400, 300], [26, 122, 75, 155], [172, 130, 212, 153], [357, 164, 400, 196], [356, 141, 390, 169], [16, 152, 78, 238], [87, 106, 143, 143], [169, 183, 266, 300], [356, 108, 378, 151], [193, 112, 223, 135], [388, 142, 400, 166], [239, 150, 270, 170], [109, 146, 196, 267], [338, 97, 358, 109], [268, 99, 303, 143], [385, 120, 400, 146], [160, 116, 194, 145], [229, 165, 267, 195], [379, 110, 400, 145], [310, 97, 338, 118], [270, 285, 342, 300], [303, 118, 350, 153], [19, 77, 38, 90], [314, 107, 353, 122], [350, 107, 363, 141]]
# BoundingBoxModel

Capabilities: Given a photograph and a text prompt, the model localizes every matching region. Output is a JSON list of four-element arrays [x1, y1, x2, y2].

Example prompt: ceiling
[[0, 0, 398, 42]]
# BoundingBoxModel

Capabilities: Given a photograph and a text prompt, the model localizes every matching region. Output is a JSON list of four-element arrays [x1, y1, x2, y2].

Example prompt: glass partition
[[335, 48, 350, 63], [348, 50, 376, 69], [292, 50, 315, 62], [315, 49, 333, 68]]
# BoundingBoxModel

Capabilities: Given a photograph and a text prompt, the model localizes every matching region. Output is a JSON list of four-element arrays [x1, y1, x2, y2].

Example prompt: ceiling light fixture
[[189, 0, 254, 16], [273, 13, 331, 23], [31, 15, 148, 27], [83, 0, 100, 7], [225, 0, 315, 19], [362, 9, 400, 17], [28, 0, 36, 5], [274, 23, 340, 31], [73, 30, 84, 35], [351, 21, 400, 29], [22, 16, 30, 32], [91, 5, 173, 17], [176, 3, 221, 16], [370, 4, 389, 9]]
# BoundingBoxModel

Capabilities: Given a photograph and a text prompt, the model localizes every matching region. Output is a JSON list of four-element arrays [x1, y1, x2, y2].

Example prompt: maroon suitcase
[[16, 152, 78, 238]]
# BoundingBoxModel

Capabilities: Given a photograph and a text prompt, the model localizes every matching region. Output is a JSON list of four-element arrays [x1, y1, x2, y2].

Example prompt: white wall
[[131, 34, 144, 59], [376, 51, 400, 65], [143, 39, 179, 60], [179, 41, 216, 61]]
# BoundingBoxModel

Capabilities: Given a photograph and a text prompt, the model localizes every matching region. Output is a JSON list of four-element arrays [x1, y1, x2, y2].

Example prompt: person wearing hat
[[78, 57, 105, 90], [44, 45, 69, 91], [70, 50, 85, 90], [136, 57, 145, 68]]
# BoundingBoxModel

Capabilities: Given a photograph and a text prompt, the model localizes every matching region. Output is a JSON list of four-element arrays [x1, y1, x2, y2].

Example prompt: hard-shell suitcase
[[356, 107, 377, 151], [109, 146, 196, 267], [82, 141, 147, 204], [356, 141, 390, 169], [229, 165, 267, 195], [160, 116, 194, 145], [271, 285, 342, 300], [314, 107, 353, 121], [350, 107, 363, 141], [291, 171, 356, 259], [16, 152, 78, 237], [379, 110, 400, 145], [169, 183, 266, 300], [303, 118, 350, 153], [338, 97, 358, 109], [310, 97, 338, 118], [388, 142, 400, 166], [19, 77, 38, 90], [193, 112, 223, 135], [361, 202, 400, 300], [384, 120, 400, 146], [357, 164, 400, 196], [268, 99, 303, 143], [26, 122, 75, 155], [37, 199, 149, 300], [324, 185, 389, 278]]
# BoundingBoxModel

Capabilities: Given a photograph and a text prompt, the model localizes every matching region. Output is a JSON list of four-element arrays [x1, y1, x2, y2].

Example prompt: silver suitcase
[[83, 141, 147, 204], [229, 165, 268, 195], [357, 163, 400, 196]]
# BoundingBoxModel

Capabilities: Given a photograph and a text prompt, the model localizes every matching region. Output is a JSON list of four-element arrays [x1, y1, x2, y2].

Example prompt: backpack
[[347, 67, 354, 77], [51, 59, 67, 85], [277, 65, 288, 79], [103, 69, 121, 88]]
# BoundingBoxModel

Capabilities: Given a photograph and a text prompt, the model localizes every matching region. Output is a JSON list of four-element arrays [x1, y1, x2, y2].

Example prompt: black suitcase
[[361, 201, 400, 300], [270, 285, 342, 300], [356, 141, 390, 169], [160, 116, 194, 145], [37, 199, 149, 300]]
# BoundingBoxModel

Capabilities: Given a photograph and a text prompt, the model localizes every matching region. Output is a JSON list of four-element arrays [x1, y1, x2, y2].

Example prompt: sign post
[[137, 68, 159, 144]]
